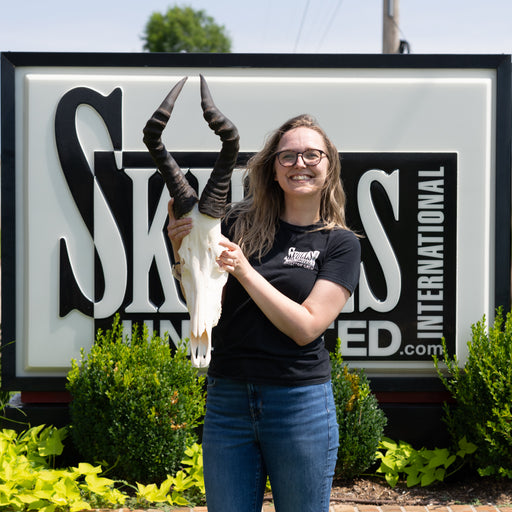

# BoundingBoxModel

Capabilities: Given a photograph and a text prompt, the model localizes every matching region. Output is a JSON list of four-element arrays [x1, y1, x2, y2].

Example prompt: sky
[[0, 0, 511, 155], [0, 0, 511, 55]]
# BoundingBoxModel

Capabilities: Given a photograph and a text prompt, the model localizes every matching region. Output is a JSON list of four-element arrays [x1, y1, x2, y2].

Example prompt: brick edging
[[100, 504, 512, 511]]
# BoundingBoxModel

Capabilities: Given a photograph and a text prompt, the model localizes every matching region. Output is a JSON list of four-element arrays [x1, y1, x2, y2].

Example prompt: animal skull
[[178, 205, 227, 366], [143, 75, 239, 367]]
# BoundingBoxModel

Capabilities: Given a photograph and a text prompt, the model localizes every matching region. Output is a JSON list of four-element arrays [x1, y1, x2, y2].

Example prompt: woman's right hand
[[167, 198, 193, 253]]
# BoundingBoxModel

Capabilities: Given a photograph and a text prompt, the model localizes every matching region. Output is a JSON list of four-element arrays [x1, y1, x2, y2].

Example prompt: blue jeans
[[202, 376, 339, 512]]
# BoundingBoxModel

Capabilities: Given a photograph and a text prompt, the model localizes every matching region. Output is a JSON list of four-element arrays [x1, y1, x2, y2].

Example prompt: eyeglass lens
[[278, 149, 323, 166]]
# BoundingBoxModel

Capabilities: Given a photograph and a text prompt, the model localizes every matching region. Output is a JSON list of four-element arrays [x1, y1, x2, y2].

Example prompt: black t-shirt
[[208, 219, 361, 386]]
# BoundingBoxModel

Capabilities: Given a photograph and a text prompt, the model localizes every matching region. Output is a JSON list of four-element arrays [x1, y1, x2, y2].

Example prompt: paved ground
[[204, 507, 511, 512], [95, 505, 512, 511]]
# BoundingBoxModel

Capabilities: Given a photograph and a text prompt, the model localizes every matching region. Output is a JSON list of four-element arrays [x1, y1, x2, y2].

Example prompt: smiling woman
[[273, 127, 330, 225], [224, 114, 351, 260], [167, 112, 361, 512]]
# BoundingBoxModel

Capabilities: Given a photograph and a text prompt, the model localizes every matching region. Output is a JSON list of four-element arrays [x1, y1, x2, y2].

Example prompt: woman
[[167, 114, 361, 512]]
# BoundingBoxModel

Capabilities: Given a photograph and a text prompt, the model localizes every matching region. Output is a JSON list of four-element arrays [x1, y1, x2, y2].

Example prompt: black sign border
[[1, 52, 510, 392]]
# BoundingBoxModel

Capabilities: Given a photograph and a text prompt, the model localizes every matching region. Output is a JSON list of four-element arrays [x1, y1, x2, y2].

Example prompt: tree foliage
[[142, 6, 231, 53]]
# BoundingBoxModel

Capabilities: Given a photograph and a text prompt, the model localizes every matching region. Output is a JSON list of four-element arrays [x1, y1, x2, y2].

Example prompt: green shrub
[[66, 315, 206, 483], [434, 307, 512, 478], [330, 340, 387, 478]]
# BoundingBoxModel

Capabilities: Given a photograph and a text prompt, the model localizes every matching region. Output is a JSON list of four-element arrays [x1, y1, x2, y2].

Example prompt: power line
[[391, 9, 410, 52], [383, 0, 411, 53], [390, 13, 408, 43], [316, 0, 344, 51], [293, 0, 311, 52]]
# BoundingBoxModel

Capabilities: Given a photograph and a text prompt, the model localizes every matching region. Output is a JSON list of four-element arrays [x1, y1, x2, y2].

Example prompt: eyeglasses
[[275, 149, 327, 167]]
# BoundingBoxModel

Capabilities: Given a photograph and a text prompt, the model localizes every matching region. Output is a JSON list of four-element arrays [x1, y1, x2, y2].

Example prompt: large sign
[[1, 53, 510, 390]]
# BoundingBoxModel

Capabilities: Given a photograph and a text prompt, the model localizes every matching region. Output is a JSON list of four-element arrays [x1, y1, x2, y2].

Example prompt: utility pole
[[382, 0, 400, 53]]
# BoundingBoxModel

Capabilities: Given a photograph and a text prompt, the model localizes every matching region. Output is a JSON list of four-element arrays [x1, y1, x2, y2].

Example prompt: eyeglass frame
[[274, 149, 328, 167]]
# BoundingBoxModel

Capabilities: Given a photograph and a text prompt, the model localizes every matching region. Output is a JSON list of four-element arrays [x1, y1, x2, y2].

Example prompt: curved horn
[[198, 74, 240, 218], [143, 77, 199, 219]]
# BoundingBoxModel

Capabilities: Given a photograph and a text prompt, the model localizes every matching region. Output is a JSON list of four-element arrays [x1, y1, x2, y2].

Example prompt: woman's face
[[273, 127, 329, 202]]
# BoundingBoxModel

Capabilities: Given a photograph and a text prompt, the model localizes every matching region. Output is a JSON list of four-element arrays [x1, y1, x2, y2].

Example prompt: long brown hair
[[226, 114, 349, 260]]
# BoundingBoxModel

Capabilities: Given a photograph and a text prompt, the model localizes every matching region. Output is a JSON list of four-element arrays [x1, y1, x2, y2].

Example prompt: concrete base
[[381, 402, 450, 448]]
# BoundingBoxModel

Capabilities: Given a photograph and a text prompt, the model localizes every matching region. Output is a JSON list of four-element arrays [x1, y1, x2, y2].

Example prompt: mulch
[[328, 475, 512, 506]]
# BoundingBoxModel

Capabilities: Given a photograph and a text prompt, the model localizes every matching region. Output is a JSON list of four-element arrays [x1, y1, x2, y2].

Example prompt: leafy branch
[[375, 436, 477, 488]]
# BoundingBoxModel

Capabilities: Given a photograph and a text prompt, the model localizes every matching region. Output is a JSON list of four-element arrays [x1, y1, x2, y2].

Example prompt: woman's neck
[[281, 200, 320, 226]]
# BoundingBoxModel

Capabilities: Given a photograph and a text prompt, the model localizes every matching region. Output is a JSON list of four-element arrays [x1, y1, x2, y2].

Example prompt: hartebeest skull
[[143, 75, 239, 367]]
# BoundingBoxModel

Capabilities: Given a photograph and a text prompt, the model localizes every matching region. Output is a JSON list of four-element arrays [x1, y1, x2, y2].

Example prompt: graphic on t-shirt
[[283, 247, 320, 270]]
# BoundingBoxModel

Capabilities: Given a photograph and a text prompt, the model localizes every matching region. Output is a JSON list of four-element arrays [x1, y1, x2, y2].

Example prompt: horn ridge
[[143, 77, 199, 219], [198, 74, 240, 218]]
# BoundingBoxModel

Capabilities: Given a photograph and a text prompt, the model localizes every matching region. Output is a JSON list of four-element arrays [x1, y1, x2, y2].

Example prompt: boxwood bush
[[434, 307, 512, 478], [331, 341, 387, 478], [66, 315, 205, 483]]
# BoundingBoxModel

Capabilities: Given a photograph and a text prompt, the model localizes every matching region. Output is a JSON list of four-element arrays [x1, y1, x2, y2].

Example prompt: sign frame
[[1, 52, 510, 392]]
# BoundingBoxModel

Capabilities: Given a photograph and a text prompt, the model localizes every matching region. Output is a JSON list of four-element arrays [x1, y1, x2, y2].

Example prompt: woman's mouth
[[290, 174, 313, 181]]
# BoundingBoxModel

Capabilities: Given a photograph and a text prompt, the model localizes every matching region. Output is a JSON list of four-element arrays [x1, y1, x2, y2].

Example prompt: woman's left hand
[[217, 238, 252, 279]]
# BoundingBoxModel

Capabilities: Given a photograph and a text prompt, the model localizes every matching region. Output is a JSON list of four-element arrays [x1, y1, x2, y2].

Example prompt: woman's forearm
[[236, 266, 349, 346]]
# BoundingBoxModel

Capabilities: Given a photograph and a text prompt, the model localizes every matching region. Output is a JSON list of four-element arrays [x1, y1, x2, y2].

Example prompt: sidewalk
[[100, 505, 512, 511], [200, 506, 512, 512]]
